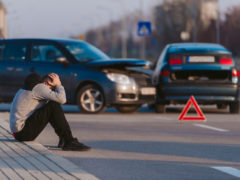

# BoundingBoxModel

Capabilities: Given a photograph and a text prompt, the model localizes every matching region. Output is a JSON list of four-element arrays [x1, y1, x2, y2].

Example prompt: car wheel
[[148, 103, 155, 110], [77, 84, 106, 114], [155, 104, 166, 113], [116, 105, 141, 113], [217, 104, 227, 109], [229, 101, 240, 114]]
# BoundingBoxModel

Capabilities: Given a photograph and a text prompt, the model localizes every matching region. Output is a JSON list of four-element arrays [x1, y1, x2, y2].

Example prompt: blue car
[[0, 38, 156, 113], [152, 43, 240, 113]]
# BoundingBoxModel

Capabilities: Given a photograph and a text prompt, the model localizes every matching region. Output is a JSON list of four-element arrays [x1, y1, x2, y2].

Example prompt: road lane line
[[193, 123, 229, 132], [154, 116, 174, 120], [212, 167, 240, 178]]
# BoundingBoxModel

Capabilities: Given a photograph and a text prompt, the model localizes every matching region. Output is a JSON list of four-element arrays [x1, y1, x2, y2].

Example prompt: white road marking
[[193, 123, 229, 132], [212, 167, 240, 178], [154, 116, 175, 120]]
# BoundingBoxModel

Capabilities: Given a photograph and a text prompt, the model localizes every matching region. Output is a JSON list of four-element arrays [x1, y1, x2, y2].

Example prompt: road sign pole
[[141, 36, 146, 59], [138, 21, 151, 60], [139, 0, 145, 59]]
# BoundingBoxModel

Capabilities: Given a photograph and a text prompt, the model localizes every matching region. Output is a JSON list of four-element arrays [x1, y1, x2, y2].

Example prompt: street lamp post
[[191, 0, 197, 42], [216, 0, 220, 43], [105, 0, 128, 58], [121, 14, 127, 58], [97, 6, 115, 57]]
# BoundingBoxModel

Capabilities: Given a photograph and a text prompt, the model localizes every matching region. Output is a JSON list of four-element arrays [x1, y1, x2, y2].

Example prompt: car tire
[[77, 84, 106, 114], [229, 101, 240, 114], [155, 104, 166, 113], [116, 105, 141, 113], [148, 103, 155, 110]]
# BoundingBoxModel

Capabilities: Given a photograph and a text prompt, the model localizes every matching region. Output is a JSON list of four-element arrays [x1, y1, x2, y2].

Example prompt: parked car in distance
[[152, 43, 240, 113], [0, 38, 156, 113]]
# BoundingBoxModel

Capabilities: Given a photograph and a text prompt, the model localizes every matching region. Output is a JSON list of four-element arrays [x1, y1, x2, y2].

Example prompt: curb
[[0, 120, 100, 180]]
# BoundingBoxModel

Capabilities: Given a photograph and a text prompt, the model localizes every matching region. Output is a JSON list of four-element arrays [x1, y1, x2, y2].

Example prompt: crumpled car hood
[[83, 59, 152, 69]]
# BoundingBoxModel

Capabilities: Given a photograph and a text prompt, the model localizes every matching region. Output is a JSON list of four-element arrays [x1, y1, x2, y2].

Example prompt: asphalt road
[[1, 104, 240, 180]]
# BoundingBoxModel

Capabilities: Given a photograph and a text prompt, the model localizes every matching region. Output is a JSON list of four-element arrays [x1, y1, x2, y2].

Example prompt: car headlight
[[106, 73, 132, 84]]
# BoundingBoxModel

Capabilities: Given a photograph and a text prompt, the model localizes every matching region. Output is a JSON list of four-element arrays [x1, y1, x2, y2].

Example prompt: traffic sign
[[138, 22, 152, 36], [179, 96, 206, 121]]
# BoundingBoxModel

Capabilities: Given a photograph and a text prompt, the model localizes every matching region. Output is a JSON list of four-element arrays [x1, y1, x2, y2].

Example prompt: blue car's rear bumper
[[157, 83, 239, 104]]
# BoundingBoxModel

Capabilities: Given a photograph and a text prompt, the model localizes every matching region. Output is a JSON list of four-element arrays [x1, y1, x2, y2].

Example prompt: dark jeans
[[15, 101, 73, 142]]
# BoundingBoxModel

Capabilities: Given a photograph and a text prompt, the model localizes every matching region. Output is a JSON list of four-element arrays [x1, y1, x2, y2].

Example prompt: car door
[[29, 42, 75, 101], [0, 41, 30, 101]]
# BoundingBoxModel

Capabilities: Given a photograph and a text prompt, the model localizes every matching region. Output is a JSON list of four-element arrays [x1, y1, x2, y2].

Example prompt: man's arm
[[32, 73, 66, 104], [32, 84, 66, 104]]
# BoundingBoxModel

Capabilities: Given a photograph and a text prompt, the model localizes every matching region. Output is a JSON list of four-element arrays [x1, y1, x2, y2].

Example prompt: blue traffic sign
[[138, 22, 152, 36]]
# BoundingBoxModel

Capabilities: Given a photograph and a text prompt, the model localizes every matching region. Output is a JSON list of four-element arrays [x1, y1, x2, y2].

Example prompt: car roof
[[0, 38, 87, 44], [167, 43, 231, 54]]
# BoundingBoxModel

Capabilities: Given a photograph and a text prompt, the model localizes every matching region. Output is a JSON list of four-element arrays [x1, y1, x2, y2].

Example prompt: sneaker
[[62, 138, 91, 151]]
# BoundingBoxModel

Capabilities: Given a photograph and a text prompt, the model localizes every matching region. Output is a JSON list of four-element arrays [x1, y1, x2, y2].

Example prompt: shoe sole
[[62, 147, 91, 151]]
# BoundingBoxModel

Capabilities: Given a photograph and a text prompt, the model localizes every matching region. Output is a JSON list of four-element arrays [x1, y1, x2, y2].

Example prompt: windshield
[[62, 42, 110, 62]]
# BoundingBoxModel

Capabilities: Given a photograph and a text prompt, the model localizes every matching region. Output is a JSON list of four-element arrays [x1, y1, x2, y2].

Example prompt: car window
[[156, 45, 168, 69], [0, 43, 27, 61], [62, 42, 109, 62], [31, 44, 65, 63]]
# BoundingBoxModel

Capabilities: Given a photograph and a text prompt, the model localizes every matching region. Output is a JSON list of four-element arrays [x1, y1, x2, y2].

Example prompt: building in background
[[200, 0, 218, 29], [0, 1, 6, 39], [154, 0, 218, 44]]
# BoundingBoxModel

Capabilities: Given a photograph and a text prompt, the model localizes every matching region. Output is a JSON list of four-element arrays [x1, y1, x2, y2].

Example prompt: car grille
[[139, 95, 155, 101], [130, 73, 152, 87]]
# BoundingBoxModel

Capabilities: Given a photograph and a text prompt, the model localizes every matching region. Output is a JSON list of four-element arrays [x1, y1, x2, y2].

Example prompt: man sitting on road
[[9, 73, 91, 151]]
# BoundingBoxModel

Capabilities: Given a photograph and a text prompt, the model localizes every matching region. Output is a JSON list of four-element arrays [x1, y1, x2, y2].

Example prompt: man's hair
[[42, 74, 53, 83], [23, 73, 42, 90]]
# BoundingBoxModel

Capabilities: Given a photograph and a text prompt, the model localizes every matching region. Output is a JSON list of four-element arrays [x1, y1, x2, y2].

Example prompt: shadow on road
[[87, 140, 240, 163], [0, 103, 230, 114]]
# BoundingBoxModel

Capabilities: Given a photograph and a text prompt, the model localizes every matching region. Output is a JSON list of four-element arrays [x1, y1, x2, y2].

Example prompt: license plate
[[140, 87, 156, 95], [187, 56, 215, 63]]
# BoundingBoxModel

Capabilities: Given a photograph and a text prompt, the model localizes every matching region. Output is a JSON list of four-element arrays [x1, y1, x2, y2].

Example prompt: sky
[[1, 0, 240, 38]]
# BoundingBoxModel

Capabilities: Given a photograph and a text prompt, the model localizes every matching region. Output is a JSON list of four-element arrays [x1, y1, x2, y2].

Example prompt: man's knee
[[47, 101, 62, 109], [44, 101, 65, 115], [38, 101, 63, 115]]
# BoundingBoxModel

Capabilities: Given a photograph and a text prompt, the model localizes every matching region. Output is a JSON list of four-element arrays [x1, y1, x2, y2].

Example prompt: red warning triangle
[[179, 96, 206, 121]]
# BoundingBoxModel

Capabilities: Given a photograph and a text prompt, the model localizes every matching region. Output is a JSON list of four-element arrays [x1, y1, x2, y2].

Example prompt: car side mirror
[[55, 57, 69, 64]]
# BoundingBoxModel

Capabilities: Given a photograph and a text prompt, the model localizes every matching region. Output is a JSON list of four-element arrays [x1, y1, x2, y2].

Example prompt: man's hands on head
[[47, 73, 61, 87]]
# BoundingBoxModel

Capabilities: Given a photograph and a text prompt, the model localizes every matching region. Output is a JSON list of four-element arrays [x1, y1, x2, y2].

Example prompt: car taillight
[[232, 68, 240, 77], [169, 59, 182, 65], [220, 58, 233, 65], [160, 70, 169, 77]]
